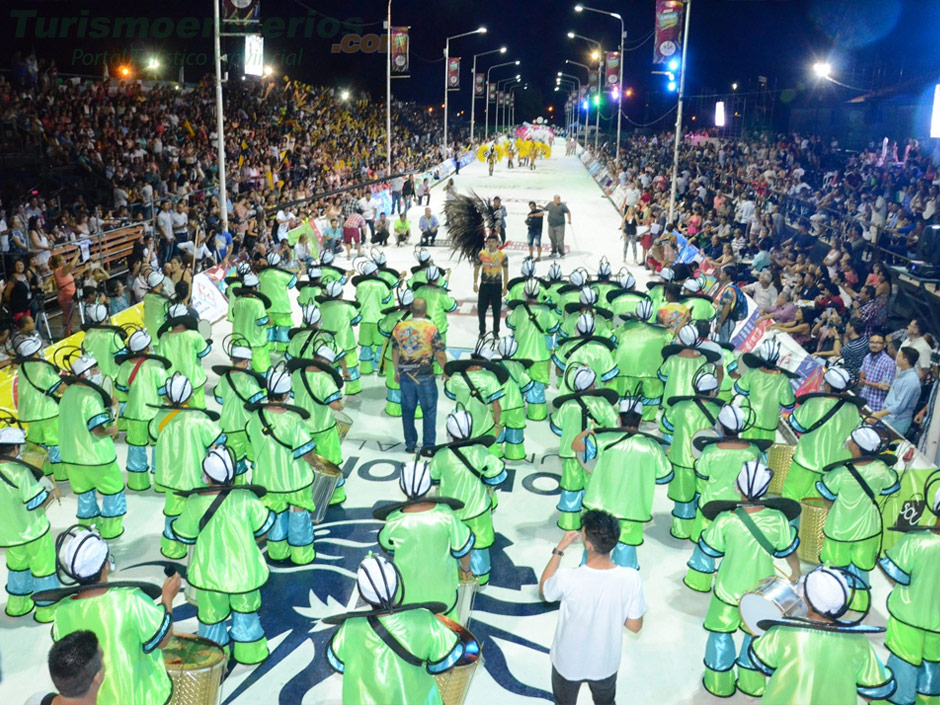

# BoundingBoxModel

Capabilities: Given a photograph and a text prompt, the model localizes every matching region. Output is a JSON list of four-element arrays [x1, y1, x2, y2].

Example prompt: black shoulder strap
[[223, 371, 253, 405], [0, 466, 18, 489], [198, 489, 232, 532], [804, 398, 847, 435], [367, 615, 424, 667], [22, 362, 60, 404], [693, 398, 719, 426], [566, 337, 592, 358], [602, 433, 633, 451], [298, 328, 318, 359], [574, 397, 600, 430], [844, 461, 877, 506], [735, 508, 777, 556], [460, 370, 483, 401], [41, 694, 57, 705], [256, 409, 293, 450], [299, 369, 328, 407], [524, 302, 546, 334], [451, 446, 486, 482]]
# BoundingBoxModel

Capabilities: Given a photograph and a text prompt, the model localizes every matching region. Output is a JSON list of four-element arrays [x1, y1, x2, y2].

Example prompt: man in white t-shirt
[[540, 509, 646, 705], [358, 192, 377, 241], [275, 208, 295, 243]]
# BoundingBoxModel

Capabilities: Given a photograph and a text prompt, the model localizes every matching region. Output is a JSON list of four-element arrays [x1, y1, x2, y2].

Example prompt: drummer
[[697, 461, 800, 698], [571, 392, 672, 570], [212, 337, 266, 482], [317, 281, 364, 395], [815, 425, 899, 612], [657, 323, 722, 414], [231, 273, 273, 375], [352, 258, 393, 376], [749, 566, 896, 704], [51, 526, 181, 705], [258, 251, 298, 354], [505, 279, 561, 422], [610, 299, 672, 420], [443, 340, 506, 442], [149, 373, 226, 559], [0, 425, 61, 622], [733, 338, 797, 443], [171, 448, 274, 665], [325, 554, 466, 705], [79, 303, 128, 394], [114, 328, 169, 492], [428, 410, 507, 586], [245, 366, 318, 565], [685, 405, 771, 593], [142, 271, 172, 348], [286, 303, 348, 377], [878, 475, 940, 705], [376, 459, 473, 621], [493, 335, 534, 461], [288, 346, 347, 506], [552, 313, 619, 395], [13, 333, 65, 483], [157, 304, 211, 409]]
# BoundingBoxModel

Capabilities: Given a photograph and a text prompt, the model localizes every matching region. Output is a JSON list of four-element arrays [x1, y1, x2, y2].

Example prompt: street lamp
[[813, 62, 831, 79], [574, 4, 625, 160], [505, 78, 523, 131], [568, 32, 603, 151], [443, 26, 487, 152], [557, 77, 576, 134], [731, 82, 738, 91], [470, 46, 507, 142], [340, 90, 351, 101], [565, 60, 592, 145], [484, 60, 520, 138], [558, 72, 581, 139], [496, 75, 521, 133]]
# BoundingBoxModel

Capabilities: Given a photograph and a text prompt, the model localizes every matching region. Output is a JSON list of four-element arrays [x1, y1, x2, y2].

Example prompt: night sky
[[6, 0, 940, 123]]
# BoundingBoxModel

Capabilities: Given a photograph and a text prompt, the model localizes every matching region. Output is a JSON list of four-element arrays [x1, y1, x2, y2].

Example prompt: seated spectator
[[871, 348, 921, 435], [757, 290, 797, 324], [107, 281, 130, 316], [811, 309, 844, 359], [25, 630, 104, 705], [769, 306, 811, 348], [294, 233, 315, 268], [743, 271, 778, 312], [899, 317, 933, 377], [858, 334, 895, 412], [418, 208, 440, 247]]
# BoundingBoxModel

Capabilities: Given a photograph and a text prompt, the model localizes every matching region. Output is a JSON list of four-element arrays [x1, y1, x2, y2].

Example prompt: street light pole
[[484, 60, 520, 140], [568, 32, 603, 153], [470, 47, 506, 143], [575, 5, 625, 162], [566, 59, 590, 146], [443, 27, 486, 154], [505, 79, 522, 130], [212, 0, 228, 234], [495, 75, 520, 133], [557, 77, 576, 135], [668, 0, 691, 223], [385, 0, 392, 178]]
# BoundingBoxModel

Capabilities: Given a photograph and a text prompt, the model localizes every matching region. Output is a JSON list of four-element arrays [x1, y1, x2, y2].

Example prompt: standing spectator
[[342, 210, 366, 259], [25, 630, 105, 705], [394, 211, 411, 246], [526, 201, 545, 261], [539, 509, 645, 705], [401, 175, 415, 215], [858, 334, 896, 412], [373, 212, 390, 246], [389, 174, 404, 215], [840, 318, 869, 375], [171, 202, 190, 246], [872, 348, 922, 435], [899, 318, 933, 377], [545, 194, 572, 258], [275, 205, 296, 244], [51, 252, 82, 338], [619, 205, 638, 265], [490, 197, 508, 244], [28, 218, 52, 274], [415, 178, 431, 206], [358, 191, 377, 241], [391, 298, 448, 454], [418, 208, 440, 247], [714, 265, 742, 344]]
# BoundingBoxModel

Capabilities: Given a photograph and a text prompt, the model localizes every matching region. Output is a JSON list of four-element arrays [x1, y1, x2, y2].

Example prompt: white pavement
[[0, 149, 895, 705]]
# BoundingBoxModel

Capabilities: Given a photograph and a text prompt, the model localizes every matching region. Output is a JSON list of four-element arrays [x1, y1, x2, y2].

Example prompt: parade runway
[[0, 149, 897, 704]]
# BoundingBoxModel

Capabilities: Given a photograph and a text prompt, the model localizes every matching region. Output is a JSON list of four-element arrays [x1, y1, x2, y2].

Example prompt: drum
[[310, 453, 342, 524], [433, 615, 483, 705], [454, 575, 478, 628], [691, 429, 719, 460], [766, 444, 795, 496], [197, 319, 212, 341], [163, 633, 227, 705], [797, 497, 830, 564], [740, 576, 807, 636], [333, 411, 353, 443], [21, 442, 48, 470], [184, 549, 197, 606]]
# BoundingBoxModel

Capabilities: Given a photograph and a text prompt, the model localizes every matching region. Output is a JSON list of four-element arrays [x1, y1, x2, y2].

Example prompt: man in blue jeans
[[391, 298, 448, 455]]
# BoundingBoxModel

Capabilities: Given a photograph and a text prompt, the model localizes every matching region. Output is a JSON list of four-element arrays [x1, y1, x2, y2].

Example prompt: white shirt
[[358, 197, 377, 220], [623, 187, 640, 208], [276, 210, 294, 240], [543, 565, 646, 681]]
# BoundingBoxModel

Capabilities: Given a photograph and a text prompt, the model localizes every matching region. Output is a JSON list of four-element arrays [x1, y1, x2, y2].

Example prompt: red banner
[[447, 57, 460, 91], [654, 0, 684, 64], [488, 83, 496, 103], [391, 27, 410, 75], [605, 51, 620, 90], [474, 72, 484, 96]]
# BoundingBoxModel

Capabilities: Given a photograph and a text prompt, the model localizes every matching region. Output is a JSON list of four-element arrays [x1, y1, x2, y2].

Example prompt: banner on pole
[[222, 0, 260, 21], [588, 72, 598, 92], [654, 0, 684, 64], [391, 27, 410, 75], [474, 73, 484, 96], [605, 51, 620, 90], [488, 83, 496, 103], [244, 34, 264, 77], [447, 57, 460, 91]]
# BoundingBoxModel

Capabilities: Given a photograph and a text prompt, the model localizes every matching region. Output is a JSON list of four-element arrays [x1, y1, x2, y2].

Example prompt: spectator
[[25, 630, 105, 705], [840, 318, 869, 374], [389, 174, 404, 215], [858, 334, 896, 412], [50, 252, 82, 338], [743, 271, 778, 313], [545, 194, 572, 258], [401, 175, 415, 214], [757, 291, 796, 324], [527, 201, 545, 262], [394, 212, 411, 247], [294, 233, 315, 269], [373, 212, 390, 246], [358, 191, 377, 241], [275, 205, 296, 244], [872, 348, 921, 435], [415, 178, 431, 206], [107, 281, 130, 316], [899, 318, 933, 376], [156, 202, 175, 264], [342, 210, 366, 259], [418, 208, 440, 247], [322, 218, 343, 254], [171, 202, 190, 245], [539, 509, 645, 705], [4, 256, 41, 322]]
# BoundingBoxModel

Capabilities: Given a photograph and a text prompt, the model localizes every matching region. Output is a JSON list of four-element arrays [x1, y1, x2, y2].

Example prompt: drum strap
[[299, 370, 329, 408], [22, 363, 60, 404], [158, 409, 183, 434], [128, 357, 148, 386], [524, 303, 546, 334], [735, 508, 777, 557], [198, 489, 232, 532], [575, 398, 600, 432], [223, 371, 254, 405], [460, 371, 483, 401], [803, 399, 845, 435], [0, 467, 17, 489], [844, 462, 877, 506], [693, 398, 718, 427], [256, 410, 293, 450], [451, 447, 487, 483], [367, 616, 424, 667]]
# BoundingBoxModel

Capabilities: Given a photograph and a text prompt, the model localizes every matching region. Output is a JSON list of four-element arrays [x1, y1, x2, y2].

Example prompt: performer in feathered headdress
[[443, 191, 499, 264]]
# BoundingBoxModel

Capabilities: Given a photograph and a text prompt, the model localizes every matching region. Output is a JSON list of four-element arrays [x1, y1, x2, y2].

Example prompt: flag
[[488, 83, 496, 103], [474, 73, 484, 96], [605, 51, 620, 91], [391, 27, 410, 75], [654, 0, 684, 64], [447, 57, 460, 91], [287, 219, 317, 254]]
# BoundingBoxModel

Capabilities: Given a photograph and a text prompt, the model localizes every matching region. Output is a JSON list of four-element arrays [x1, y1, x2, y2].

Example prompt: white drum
[[740, 576, 807, 636]]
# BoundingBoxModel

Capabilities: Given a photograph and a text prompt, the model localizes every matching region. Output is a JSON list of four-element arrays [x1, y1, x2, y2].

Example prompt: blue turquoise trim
[[288, 275, 298, 288], [444, 388, 457, 401], [857, 678, 897, 700], [583, 437, 597, 461], [158, 385, 167, 396], [882, 480, 901, 495], [288, 510, 314, 547], [87, 413, 111, 431], [115, 382, 130, 393], [781, 401, 795, 410], [214, 392, 224, 404], [76, 491, 100, 520], [656, 470, 674, 485], [484, 468, 508, 486], [816, 480, 837, 501], [5, 568, 32, 596], [350, 314, 363, 325], [248, 391, 266, 404], [556, 489, 584, 513], [25, 489, 48, 511], [601, 366, 619, 382], [519, 379, 535, 394], [661, 415, 675, 432], [687, 544, 716, 574], [611, 543, 639, 570], [445, 301, 458, 313], [199, 620, 230, 647], [427, 642, 465, 674], [169, 518, 197, 544], [733, 381, 749, 396], [231, 610, 265, 643], [878, 556, 910, 585], [49, 380, 62, 394], [293, 440, 316, 458], [488, 390, 505, 403], [657, 370, 668, 382], [748, 643, 775, 676], [197, 345, 211, 358], [705, 631, 735, 671], [773, 537, 799, 558], [324, 392, 342, 404], [452, 533, 475, 558], [257, 316, 270, 326], [549, 418, 564, 437], [551, 354, 565, 370], [921, 659, 940, 696], [788, 413, 807, 434], [269, 511, 289, 542], [143, 611, 172, 653], [256, 510, 276, 537], [698, 537, 724, 558], [673, 498, 697, 520]]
